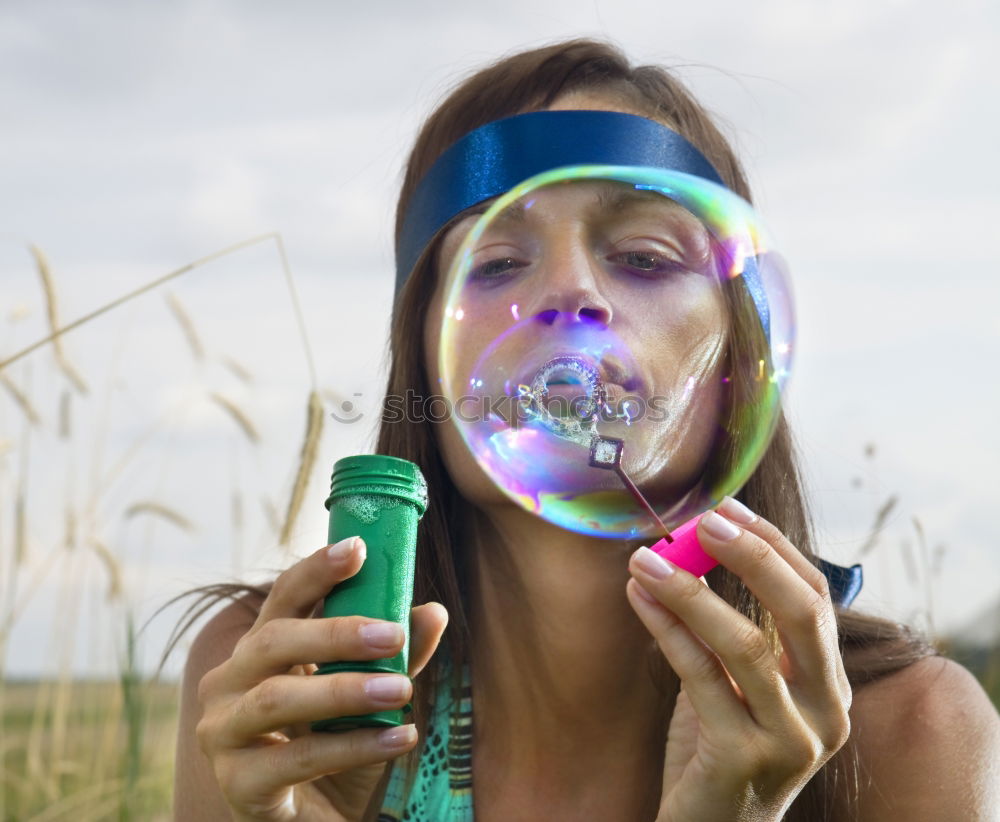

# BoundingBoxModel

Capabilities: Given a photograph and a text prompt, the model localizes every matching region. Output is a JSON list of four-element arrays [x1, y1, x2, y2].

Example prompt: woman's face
[[422, 100, 729, 520]]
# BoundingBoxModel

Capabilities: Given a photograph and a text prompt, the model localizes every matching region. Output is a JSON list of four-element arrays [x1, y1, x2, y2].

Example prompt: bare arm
[[173, 596, 263, 821]]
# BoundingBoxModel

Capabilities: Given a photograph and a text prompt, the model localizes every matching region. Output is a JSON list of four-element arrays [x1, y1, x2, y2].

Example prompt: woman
[[172, 40, 1000, 821]]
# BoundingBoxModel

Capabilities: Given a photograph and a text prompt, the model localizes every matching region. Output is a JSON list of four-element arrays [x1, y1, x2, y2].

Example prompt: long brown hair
[[165, 38, 939, 820]]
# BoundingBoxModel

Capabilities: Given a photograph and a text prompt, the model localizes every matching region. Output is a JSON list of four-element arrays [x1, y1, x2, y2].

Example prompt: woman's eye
[[469, 256, 524, 280], [613, 250, 687, 276]]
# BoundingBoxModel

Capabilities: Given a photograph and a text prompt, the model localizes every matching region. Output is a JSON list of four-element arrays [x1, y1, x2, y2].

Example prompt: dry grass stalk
[[15, 489, 26, 565], [90, 540, 123, 601], [58, 389, 71, 438], [2, 233, 278, 375], [64, 506, 76, 550], [901, 539, 919, 585], [25, 677, 53, 802], [26, 776, 125, 822], [123, 501, 195, 532], [0, 372, 42, 425], [261, 495, 281, 534], [321, 388, 349, 407], [48, 549, 86, 800], [221, 355, 254, 383], [165, 291, 205, 360], [279, 390, 324, 547], [94, 680, 125, 795], [28, 245, 89, 394], [857, 494, 898, 557], [209, 392, 260, 444]]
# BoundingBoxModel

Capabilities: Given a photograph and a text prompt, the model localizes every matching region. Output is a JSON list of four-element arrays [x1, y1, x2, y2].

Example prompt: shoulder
[[846, 655, 1000, 820]]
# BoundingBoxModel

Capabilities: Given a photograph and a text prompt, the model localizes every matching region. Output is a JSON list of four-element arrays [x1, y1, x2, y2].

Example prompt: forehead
[[525, 181, 692, 220], [445, 180, 704, 243]]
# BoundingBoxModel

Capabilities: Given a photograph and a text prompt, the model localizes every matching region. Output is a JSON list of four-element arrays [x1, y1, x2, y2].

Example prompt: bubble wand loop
[[586, 435, 674, 543]]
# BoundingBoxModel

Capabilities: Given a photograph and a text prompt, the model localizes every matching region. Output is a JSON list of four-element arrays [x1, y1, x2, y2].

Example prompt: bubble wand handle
[[649, 514, 716, 577]]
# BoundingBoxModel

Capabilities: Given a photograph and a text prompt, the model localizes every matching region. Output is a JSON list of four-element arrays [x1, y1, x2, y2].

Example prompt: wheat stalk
[[58, 389, 71, 439], [0, 372, 41, 425], [856, 494, 898, 558], [209, 392, 260, 444], [2, 233, 317, 381], [123, 501, 195, 532], [64, 505, 76, 550], [164, 291, 205, 360], [221, 355, 254, 383], [14, 489, 26, 565], [261, 495, 281, 534], [279, 390, 324, 547], [28, 245, 88, 394], [90, 541, 123, 602]]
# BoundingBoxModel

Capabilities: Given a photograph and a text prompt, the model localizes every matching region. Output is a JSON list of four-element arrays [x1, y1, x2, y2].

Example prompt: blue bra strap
[[817, 559, 864, 608]]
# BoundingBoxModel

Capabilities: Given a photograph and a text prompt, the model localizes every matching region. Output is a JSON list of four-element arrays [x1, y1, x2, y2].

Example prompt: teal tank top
[[377, 650, 474, 820]]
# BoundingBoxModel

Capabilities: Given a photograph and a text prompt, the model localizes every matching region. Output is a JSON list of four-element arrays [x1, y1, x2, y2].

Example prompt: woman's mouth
[[520, 355, 643, 428], [524, 355, 640, 402], [526, 356, 600, 417]]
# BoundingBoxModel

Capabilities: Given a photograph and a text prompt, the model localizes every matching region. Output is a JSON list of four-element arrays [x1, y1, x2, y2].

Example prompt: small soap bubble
[[437, 166, 794, 538]]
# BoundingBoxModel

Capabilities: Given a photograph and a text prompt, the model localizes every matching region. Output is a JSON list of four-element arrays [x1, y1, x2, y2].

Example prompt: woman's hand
[[625, 497, 852, 822], [195, 537, 449, 822]]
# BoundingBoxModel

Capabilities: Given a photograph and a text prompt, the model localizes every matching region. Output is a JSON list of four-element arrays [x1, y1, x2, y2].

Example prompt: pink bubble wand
[[589, 434, 714, 577]]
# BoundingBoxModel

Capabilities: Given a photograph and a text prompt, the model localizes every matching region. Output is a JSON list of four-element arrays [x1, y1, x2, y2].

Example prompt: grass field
[[1, 678, 178, 821]]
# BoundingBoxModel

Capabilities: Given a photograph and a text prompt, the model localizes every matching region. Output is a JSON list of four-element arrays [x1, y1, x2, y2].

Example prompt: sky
[[1, 0, 998, 678]]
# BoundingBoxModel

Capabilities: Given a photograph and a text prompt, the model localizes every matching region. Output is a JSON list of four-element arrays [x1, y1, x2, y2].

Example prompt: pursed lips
[[518, 353, 644, 398]]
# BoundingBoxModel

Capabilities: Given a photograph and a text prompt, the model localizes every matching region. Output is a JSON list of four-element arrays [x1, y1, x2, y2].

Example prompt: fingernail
[[632, 546, 675, 579], [360, 621, 404, 649], [378, 724, 417, 748], [327, 536, 363, 562], [365, 675, 411, 703], [702, 511, 742, 541], [719, 496, 757, 525]]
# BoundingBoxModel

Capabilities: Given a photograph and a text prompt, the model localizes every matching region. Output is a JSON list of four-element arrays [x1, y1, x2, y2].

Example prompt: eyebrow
[[595, 185, 687, 215]]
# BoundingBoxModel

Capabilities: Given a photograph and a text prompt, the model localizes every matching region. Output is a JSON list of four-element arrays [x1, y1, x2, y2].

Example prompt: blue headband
[[394, 109, 770, 339], [397, 110, 724, 291]]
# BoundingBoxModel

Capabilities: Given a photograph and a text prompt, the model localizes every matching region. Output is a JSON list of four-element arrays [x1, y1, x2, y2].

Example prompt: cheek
[[623, 288, 728, 489], [642, 284, 728, 388], [432, 413, 506, 507]]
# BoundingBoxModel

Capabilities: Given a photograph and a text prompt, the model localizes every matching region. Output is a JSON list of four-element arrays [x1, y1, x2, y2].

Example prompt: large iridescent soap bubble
[[438, 165, 793, 539]]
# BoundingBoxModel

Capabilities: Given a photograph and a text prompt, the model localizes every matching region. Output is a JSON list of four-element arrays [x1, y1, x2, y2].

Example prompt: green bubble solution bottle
[[310, 454, 428, 732]]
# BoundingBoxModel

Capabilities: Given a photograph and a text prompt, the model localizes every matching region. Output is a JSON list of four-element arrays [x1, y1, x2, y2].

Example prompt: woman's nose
[[527, 240, 613, 327]]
